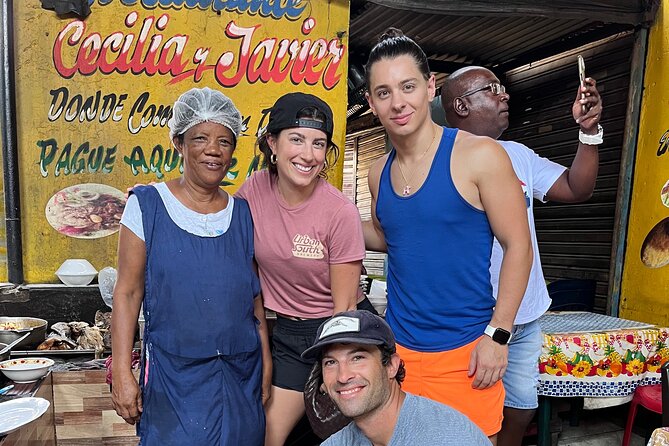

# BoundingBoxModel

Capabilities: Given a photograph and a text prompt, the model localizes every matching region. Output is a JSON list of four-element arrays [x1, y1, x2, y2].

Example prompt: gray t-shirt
[[321, 393, 491, 446]]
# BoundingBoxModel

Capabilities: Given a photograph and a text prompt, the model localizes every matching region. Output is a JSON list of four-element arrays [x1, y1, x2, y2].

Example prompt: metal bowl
[[0, 343, 9, 362], [0, 317, 48, 349]]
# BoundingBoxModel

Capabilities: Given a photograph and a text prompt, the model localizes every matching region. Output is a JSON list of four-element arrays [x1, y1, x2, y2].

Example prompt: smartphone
[[577, 55, 587, 113]]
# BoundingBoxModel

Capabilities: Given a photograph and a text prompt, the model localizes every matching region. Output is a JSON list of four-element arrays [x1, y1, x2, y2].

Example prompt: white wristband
[[579, 124, 603, 145]]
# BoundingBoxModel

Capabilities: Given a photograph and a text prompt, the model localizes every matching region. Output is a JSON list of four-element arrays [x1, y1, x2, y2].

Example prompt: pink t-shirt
[[236, 170, 365, 318]]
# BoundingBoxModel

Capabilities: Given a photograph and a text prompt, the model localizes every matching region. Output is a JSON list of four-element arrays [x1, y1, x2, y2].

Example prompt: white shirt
[[490, 140, 567, 325], [120, 182, 234, 241]]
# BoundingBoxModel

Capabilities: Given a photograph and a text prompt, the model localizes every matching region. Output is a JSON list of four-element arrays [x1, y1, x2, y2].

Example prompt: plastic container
[[55, 259, 98, 286]]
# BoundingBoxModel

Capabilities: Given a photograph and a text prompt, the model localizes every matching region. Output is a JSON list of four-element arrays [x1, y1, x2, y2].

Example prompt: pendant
[[403, 185, 411, 196]]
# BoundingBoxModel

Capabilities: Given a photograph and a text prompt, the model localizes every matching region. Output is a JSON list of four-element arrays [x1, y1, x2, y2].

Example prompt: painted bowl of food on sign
[[640, 217, 669, 268], [45, 183, 126, 239]]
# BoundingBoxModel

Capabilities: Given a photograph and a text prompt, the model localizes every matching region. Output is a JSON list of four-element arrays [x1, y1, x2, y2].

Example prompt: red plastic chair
[[621, 360, 669, 446]]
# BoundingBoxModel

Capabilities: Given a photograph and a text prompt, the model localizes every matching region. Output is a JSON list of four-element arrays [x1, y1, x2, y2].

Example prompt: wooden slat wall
[[342, 137, 357, 202], [345, 127, 387, 276], [503, 34, 634, 313]]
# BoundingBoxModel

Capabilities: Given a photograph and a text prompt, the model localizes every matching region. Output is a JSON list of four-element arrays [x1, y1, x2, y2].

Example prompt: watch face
[[492, 328, 511, 345]]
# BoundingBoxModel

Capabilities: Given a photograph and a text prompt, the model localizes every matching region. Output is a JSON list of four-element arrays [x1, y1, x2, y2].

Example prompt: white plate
[[0, 397, 50, 435]]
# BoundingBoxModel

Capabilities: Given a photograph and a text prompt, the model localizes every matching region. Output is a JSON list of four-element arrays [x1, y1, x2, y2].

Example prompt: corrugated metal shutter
[[503, 34, 633, 312], [345, 126, 387, 276]]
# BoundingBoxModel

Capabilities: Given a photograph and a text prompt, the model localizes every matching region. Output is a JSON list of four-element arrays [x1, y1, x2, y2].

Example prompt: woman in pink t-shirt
[[236, 93, 369, 446]]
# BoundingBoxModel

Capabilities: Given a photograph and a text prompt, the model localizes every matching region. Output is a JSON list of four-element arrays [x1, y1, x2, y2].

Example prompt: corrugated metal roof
[[347, 1, 635, 118], [349, 3, 627, 70]]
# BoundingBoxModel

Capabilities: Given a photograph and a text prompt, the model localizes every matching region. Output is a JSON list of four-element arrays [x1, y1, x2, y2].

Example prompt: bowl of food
[[55, 259, 98, 286], [0, 317, 48, 349], [0, 358, 54, 383]]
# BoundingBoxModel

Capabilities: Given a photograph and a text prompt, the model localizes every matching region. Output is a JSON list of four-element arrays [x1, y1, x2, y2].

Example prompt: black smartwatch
[[484, 325, 512, 345]]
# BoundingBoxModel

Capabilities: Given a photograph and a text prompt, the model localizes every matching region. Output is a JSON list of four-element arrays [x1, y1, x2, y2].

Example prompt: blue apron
[[132, 186, 264, 446]]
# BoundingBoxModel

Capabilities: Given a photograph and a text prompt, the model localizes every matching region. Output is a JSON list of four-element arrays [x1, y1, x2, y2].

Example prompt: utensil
[[0, 380, 42, 398], [0, 332, 30, 355], [0, 385, 14, 395]]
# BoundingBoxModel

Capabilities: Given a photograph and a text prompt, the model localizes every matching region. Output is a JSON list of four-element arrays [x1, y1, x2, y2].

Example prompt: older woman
[[111, 87, 270, 445]]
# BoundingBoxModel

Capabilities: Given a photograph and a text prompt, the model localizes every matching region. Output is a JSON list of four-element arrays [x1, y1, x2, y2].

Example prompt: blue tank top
[[133, 186, 261, 359], [376, 127, 494, 351]]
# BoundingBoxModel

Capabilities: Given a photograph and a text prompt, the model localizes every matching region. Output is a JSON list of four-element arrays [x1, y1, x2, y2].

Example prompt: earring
[[270, 154, 277, 165]]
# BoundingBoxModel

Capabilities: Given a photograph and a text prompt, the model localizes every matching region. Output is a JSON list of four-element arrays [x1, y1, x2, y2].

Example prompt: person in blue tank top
[[111, 88, 270, 445], [361, 28, 533, 443]]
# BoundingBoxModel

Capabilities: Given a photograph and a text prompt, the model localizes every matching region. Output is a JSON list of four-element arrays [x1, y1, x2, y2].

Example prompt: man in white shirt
[[441, 66, 602, 446]]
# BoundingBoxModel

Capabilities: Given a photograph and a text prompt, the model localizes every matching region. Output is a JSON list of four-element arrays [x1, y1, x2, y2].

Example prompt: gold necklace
[[395, 128, 438, 196]]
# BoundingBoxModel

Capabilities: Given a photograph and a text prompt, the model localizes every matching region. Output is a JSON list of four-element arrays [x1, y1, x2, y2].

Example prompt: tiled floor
[[523, 400, 659, 446], [554, 416, 644, 446]]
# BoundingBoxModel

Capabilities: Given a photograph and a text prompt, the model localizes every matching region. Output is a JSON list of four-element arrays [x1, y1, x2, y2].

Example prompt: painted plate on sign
[[661, 179, 669, 208], [45, 183, 126, 239]]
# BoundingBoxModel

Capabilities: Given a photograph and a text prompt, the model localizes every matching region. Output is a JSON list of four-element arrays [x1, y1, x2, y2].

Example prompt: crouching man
[[301, 310, 492, 446]]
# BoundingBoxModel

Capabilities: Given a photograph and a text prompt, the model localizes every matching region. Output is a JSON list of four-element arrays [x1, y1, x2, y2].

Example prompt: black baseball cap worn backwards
[[301, 310, 395, 360], [266, 92, 334, 140]]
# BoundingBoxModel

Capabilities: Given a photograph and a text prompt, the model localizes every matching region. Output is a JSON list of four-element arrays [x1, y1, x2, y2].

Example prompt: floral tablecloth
[[537, 312, 669, 397], [648, 427, 669, 446]]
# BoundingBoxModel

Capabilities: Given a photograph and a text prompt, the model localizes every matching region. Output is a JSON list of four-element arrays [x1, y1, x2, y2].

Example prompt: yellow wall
[[14, 0, 349, 283], [620, 1, 669, 325]]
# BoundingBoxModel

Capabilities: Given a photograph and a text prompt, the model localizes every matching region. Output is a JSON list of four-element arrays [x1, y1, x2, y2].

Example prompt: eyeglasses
[[460, 82, 506, 98]]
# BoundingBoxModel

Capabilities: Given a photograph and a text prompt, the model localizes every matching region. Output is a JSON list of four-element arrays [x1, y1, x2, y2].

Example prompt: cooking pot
[[0, 317, 48, 349]]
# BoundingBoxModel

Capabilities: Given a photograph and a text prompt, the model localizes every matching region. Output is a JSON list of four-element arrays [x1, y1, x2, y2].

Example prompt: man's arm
[[545, 77, 602, 203], [467, 139, 533, 389], [362, 155, 388, 252]]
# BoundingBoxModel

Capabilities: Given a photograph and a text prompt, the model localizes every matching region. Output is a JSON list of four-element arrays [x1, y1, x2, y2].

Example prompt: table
[[535, 311, 669, 446], [648, 427, 669, 446], [538, 312, 668, 397], [0, 374, 55, 446]]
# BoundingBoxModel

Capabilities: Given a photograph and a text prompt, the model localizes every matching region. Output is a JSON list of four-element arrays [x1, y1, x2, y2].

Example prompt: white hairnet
[[168, 87, 242, 141]]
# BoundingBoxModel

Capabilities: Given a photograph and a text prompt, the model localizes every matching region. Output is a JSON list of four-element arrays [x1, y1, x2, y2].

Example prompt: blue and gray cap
[[301, 310, 395, 360]]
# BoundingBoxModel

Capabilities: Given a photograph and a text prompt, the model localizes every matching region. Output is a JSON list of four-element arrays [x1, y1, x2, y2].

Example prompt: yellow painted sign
[[620, 0, 669, 325], [14, 0, 349, 283]]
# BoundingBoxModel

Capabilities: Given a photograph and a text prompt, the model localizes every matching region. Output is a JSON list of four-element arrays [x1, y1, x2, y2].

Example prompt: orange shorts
[[397, 337, 504, 436]]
